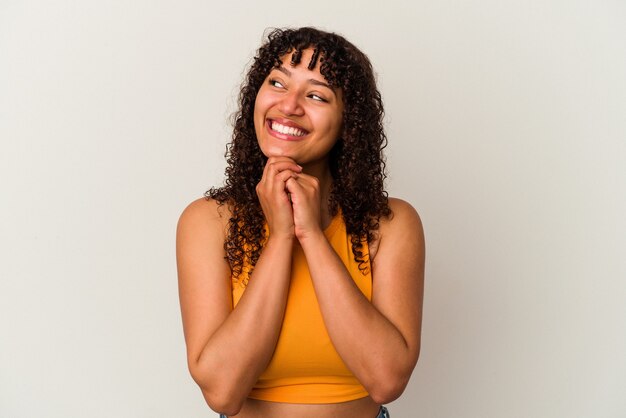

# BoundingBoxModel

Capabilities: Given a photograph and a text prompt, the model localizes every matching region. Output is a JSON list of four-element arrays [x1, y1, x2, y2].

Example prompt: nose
[[277, 90, 304, 116]]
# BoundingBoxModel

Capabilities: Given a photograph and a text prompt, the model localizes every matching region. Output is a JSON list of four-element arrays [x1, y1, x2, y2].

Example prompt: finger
[[284, 176, 304, 195], [274, 169, 298, 184], [286, 173, 319, 191], [264, 160, 302, 178], [258, 171, 297, 198], [265, 156, 301, 171]]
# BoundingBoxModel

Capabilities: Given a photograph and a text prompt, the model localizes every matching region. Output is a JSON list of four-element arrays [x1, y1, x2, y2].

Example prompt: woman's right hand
[[256, 156, 302, 239]]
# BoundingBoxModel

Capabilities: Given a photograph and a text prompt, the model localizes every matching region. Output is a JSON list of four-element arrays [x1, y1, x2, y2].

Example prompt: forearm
[[300, 232, 415, 400], [191, 235, 294, 411]]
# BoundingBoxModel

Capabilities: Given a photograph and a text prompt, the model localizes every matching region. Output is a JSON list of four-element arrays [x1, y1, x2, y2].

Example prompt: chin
[[262, 147, 299, 162]]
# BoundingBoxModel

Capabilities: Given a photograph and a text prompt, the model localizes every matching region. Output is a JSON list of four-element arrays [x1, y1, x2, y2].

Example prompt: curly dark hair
[[206, 27, 391, 283]]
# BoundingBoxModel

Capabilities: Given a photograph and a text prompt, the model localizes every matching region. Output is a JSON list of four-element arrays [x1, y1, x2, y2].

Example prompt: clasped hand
[[256, 157, 323, 241]]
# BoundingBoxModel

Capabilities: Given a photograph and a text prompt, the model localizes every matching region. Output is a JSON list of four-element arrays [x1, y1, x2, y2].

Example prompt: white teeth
[[271, 121, 306, 137]]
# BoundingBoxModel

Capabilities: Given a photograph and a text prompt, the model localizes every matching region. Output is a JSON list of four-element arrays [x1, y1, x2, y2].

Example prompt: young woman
[[177, 27, 425, 418]]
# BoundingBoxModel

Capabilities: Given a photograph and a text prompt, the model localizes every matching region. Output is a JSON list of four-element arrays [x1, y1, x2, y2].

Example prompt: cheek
[[253, 94, 263, 118], [253, 97, 267, 131], [253, 92, 276, 123], [324, 113, 343, 138]]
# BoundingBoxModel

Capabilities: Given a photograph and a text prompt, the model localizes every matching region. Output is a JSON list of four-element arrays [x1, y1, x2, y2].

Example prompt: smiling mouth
[[268, 119, 309, 138]]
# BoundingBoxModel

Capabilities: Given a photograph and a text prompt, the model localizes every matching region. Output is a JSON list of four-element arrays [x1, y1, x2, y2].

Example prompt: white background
[[1, 1, 625, 417]]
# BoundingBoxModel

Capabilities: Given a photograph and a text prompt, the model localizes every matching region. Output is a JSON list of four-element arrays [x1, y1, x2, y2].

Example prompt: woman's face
[[253, 48, 344, 166]]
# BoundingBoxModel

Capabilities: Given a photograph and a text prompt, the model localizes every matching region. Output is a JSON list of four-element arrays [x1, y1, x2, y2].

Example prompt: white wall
[[1, 1, 624, 417]]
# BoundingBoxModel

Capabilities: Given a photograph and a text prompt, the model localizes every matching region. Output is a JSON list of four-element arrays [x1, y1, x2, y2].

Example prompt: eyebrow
[[275, 66, 335, 94]]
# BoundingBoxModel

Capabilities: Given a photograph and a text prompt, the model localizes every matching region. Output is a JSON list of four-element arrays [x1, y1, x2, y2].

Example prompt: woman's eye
[[309, 94, 327, 102], [269, 79, 284, 88]]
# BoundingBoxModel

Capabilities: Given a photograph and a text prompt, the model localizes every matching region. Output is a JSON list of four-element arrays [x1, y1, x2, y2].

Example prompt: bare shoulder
[[177, 197, 230, 239], [383, 197, 423, 230], [371, 198, 424, 261]]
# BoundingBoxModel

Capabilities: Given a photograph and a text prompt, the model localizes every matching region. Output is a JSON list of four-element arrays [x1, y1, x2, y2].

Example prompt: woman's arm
[[177, 199, 293, 414], [287, 175, 425, 404], [177, 158, 302, 415]]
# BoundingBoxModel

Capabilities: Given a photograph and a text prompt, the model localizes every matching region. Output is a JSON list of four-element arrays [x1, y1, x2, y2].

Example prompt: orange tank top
[[231, 212, 372, 403]]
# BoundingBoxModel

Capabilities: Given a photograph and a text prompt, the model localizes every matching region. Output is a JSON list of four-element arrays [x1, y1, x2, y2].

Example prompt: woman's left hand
[[284, 173, 323, 241]]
